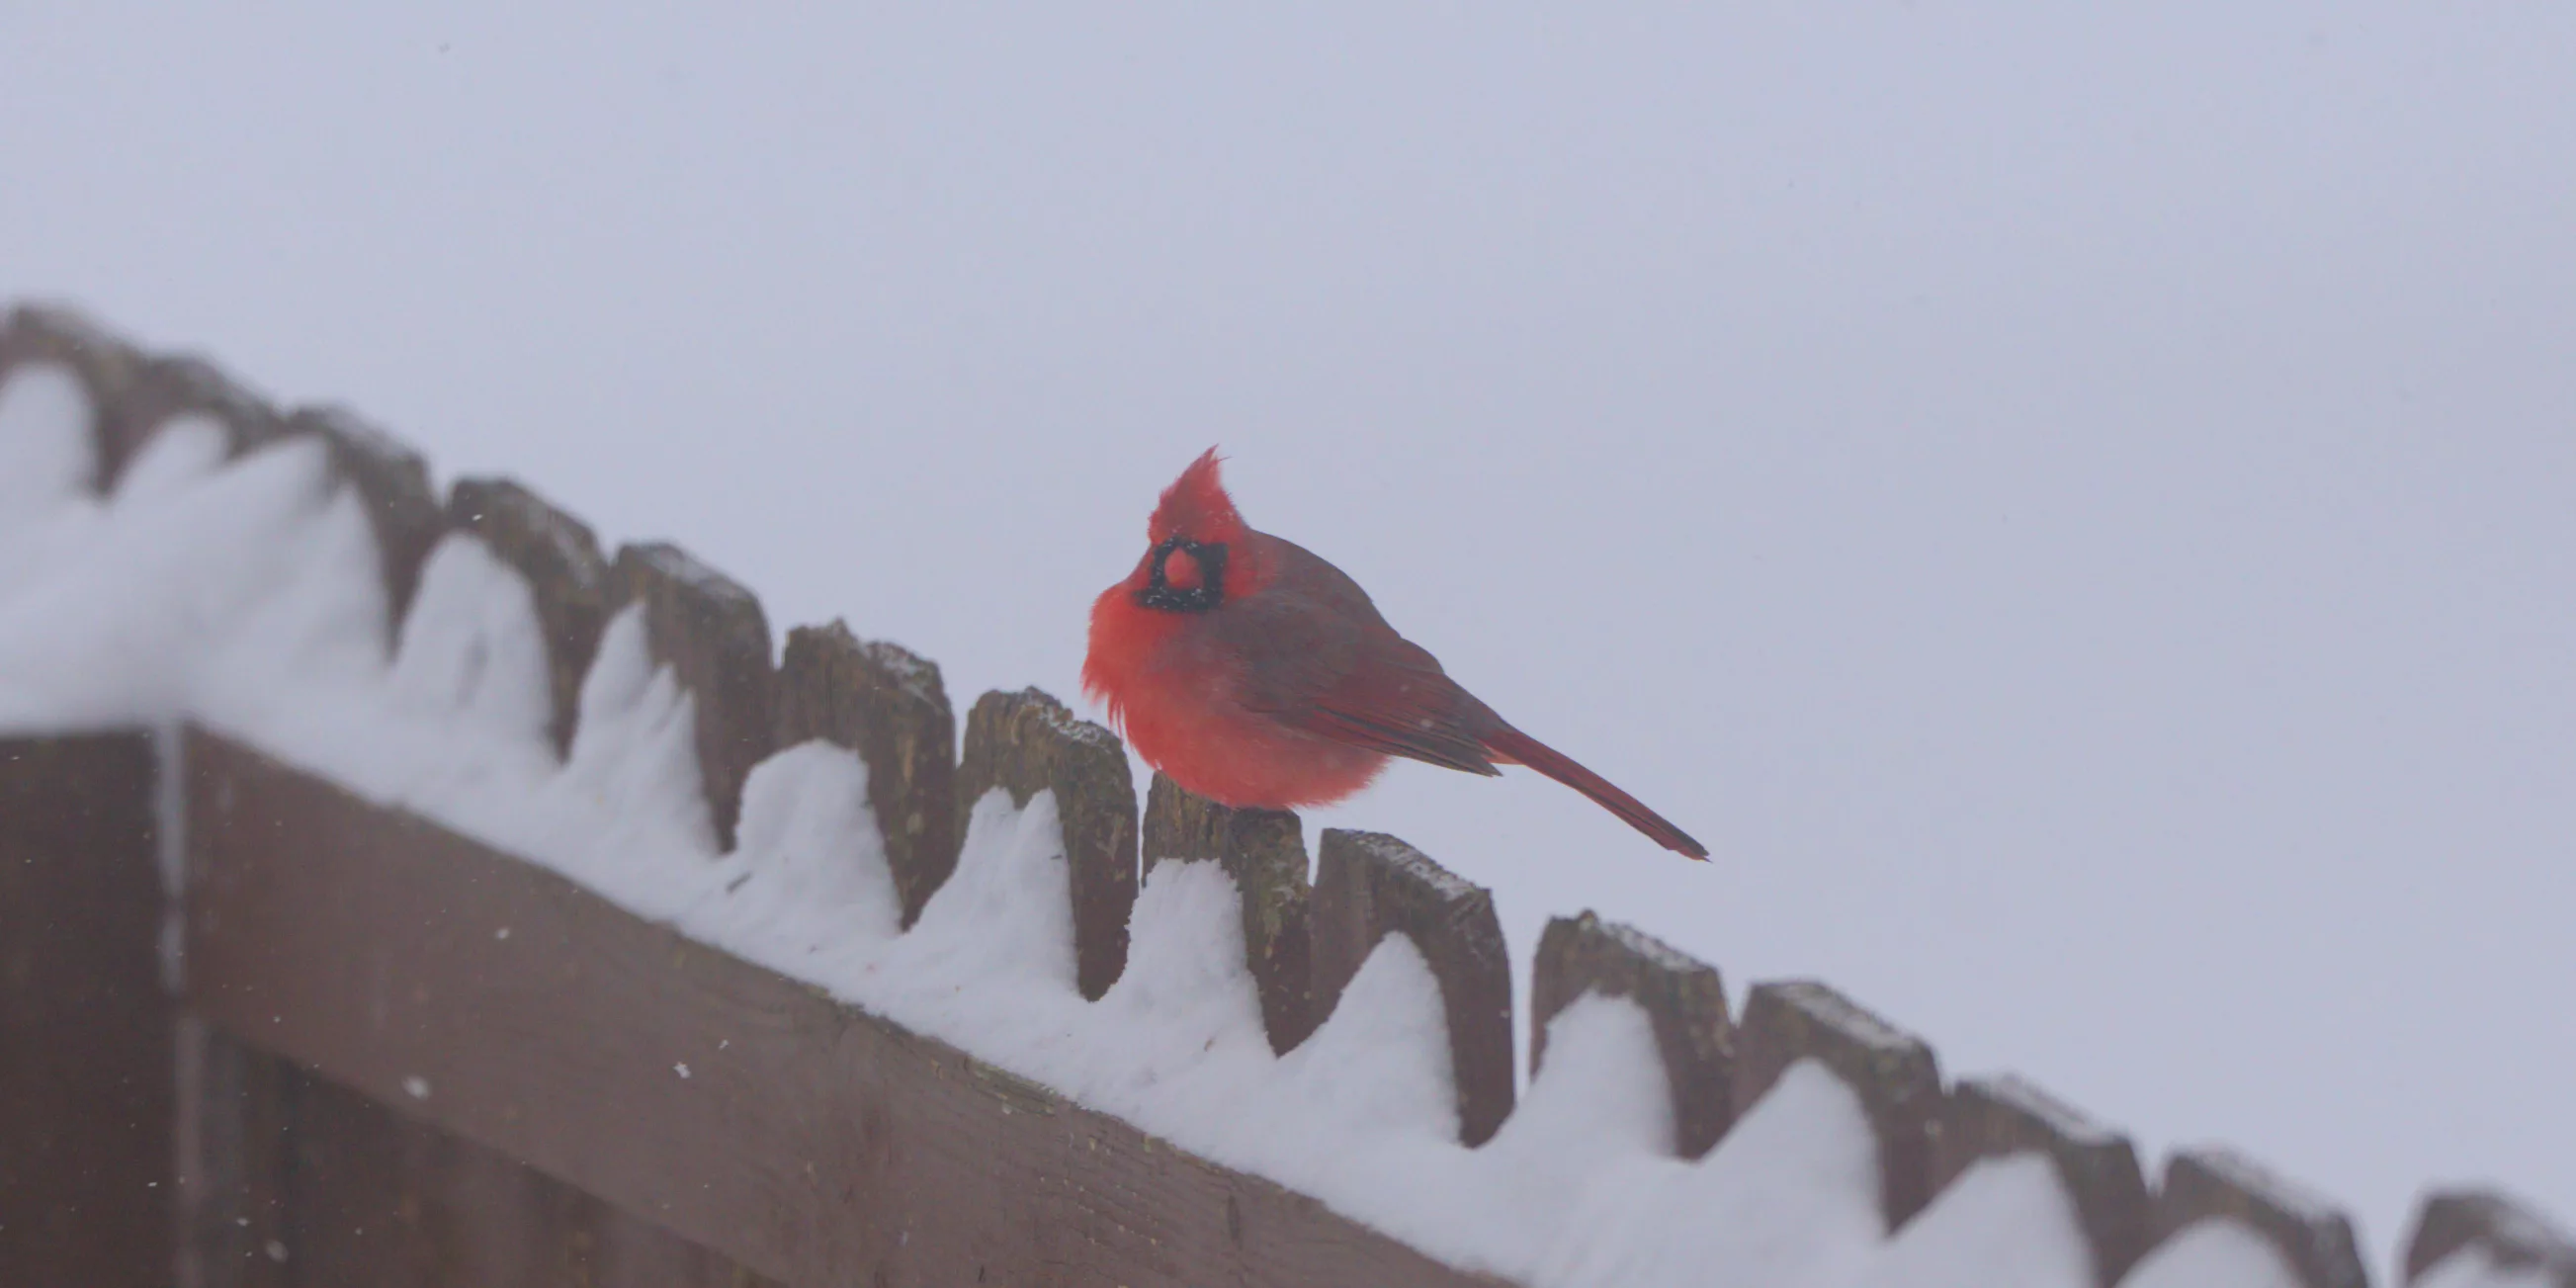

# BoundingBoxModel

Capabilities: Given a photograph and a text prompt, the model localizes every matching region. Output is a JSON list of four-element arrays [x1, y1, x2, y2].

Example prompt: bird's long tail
[[1482, 727, 1709, 860]]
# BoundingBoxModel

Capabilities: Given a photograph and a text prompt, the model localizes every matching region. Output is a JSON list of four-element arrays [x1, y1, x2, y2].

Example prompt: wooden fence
[[2, 304, 2571, 1287]]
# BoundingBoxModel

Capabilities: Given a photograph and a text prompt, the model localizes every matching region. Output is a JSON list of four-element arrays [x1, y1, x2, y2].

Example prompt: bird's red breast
[[1082, 448, 1708, 859], [1084, 451, 1382, 806]]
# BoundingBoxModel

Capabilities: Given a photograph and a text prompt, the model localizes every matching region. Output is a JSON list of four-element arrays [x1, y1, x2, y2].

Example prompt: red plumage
[[1082, 449, 1708, 860]]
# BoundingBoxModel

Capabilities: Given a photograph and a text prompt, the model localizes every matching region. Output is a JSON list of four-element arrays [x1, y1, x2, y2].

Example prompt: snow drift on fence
[[0, 342, 2558, 1288]]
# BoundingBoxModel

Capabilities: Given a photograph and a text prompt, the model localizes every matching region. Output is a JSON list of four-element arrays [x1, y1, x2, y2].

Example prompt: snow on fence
[[0, 302, 2569, 1288]]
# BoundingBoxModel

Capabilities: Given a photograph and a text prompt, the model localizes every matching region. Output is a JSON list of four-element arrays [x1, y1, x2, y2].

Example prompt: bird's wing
[[1221, 537, 1503, 777]]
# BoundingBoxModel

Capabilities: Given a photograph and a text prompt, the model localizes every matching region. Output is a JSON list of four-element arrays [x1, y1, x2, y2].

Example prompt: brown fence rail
[[4, 303, 2574, 1287]]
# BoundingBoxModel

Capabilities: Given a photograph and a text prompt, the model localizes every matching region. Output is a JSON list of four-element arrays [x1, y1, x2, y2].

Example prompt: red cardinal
[[1083, 449, 1707, 859]]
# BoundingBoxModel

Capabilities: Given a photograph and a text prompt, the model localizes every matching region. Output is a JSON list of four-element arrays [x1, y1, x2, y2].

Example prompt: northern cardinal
[[1083, 449, 1707, 859]]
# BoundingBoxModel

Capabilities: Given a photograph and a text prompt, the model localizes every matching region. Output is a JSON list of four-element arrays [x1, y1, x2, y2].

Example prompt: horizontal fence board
[[189, 1026, 776, 1288], [181, 728, 1504, 1288]]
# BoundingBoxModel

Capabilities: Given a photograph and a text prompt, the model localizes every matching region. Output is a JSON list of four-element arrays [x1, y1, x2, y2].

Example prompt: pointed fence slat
[[2, 308, 441, 632], [1933, 1074, 2153, 1286], [1735, 981, 1942, 1227], [447, 477, 615, 756], [955, 688, 1139, 1000], [2405, 1188, 2576, 1287], [1141, 773, 1317, 1054], [1530, 911, 1733, 1159], [123, 353, 290, 466], [776, 622, 960, 927], [611, 542, 778, 849], [2154, 1147, 2369, 1288], [1309, 829, 1514, 1148], [1, 306, 303, 489], [281, 405, 445, 631], [1, 303, 150, 491], [1, 303, 139, 407]]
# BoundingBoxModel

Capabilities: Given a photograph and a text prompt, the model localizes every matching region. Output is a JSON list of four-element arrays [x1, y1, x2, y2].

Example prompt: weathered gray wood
[[777, 622, 960, 927], [0, 732, 173, 1287], [2153, 1147, 2368, 1288], [1932, 1074, 2152, 1286], [1142, 772, 1317, 1054], [2, 306, 112, 493], [174, 1018, 298, 1288], [284, 1039, 778, 1287], [173, 1021, 767, 1288], [447, 476, 615, 756], [273, 404, 446, 633], [182, 729, 1493, 1288], [1531, 911, 1732, 1159], [1734, 980, 1942, 1227], [956, 688, 1139, 1001], [611, 542, 778, 849], [2405, 1188, 2576, 1287], [0, 306, 448, 632], [1, 303, 143, 491], [1309, 829, 1514, 1148], [0, 304, 303, 491], [124, 354, 291, 465], [6, 315, 446, 632]]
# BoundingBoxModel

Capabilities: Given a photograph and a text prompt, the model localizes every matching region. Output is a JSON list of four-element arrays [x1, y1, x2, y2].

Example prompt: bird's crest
[[1148, 448, 1246, 546]]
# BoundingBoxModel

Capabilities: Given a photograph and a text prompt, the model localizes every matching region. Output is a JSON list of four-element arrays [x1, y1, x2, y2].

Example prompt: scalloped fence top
[[1, 302, 2570, 1288]]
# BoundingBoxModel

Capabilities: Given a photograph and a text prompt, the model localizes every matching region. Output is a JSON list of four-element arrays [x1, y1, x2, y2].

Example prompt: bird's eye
[[1138, 537, 1228, 613]]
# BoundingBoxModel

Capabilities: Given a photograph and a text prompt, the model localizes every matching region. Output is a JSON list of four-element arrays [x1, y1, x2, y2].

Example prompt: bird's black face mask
[[1137, 536, 1227, 613]]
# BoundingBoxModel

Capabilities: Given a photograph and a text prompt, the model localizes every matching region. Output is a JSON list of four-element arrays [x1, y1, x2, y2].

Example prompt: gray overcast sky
[[6, 2, 2571, 1266]]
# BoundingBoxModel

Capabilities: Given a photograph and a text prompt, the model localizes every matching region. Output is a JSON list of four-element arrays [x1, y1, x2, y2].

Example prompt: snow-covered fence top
[[1, 302, 2569, 1288]]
